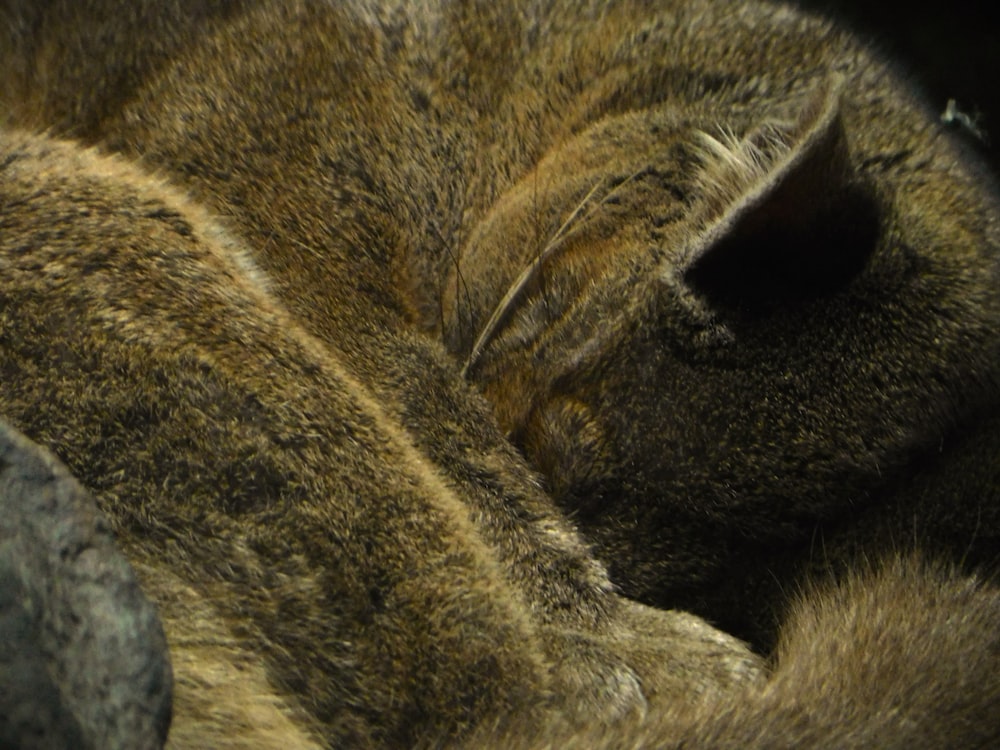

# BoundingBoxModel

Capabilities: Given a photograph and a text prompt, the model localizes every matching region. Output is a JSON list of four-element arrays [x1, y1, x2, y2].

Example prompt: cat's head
[[444, 73, 1000, 623]]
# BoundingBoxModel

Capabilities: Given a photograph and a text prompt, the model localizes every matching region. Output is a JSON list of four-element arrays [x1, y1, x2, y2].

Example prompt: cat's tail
[[687, 555, 1000, 749], [495, 555, 1000, 749]]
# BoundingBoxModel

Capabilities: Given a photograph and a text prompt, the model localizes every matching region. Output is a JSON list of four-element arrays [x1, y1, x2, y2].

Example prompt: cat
[[439, 12, 1000, 646], [0, 0, 998, 746]]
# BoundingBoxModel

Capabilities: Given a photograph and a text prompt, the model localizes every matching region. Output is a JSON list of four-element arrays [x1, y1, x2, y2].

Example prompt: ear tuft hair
[[683, 77, 880, 311]]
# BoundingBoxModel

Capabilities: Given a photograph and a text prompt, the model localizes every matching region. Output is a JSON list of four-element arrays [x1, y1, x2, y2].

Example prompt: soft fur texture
[[0, 0, 998, 747]]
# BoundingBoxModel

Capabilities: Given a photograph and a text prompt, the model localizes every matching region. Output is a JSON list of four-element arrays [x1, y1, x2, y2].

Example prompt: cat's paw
[[540, 598, 763, 725]]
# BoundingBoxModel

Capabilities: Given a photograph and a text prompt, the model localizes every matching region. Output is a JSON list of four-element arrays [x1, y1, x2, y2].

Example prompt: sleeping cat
[[440, 12, 1000, 647], [0, 0, 998, 746]]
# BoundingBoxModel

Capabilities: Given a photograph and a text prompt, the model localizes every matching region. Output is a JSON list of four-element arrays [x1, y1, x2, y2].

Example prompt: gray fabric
[[0, 420, 171, 750]]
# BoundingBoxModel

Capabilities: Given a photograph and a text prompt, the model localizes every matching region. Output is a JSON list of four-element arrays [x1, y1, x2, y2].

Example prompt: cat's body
[[0, 0, 998, 746]]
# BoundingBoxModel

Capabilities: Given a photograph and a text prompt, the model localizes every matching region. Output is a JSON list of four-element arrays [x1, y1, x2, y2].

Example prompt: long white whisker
[[462, 168, 643, 378]]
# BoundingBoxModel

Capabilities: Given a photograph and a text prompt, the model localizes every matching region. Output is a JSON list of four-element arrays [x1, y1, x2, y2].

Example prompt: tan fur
[[0, 0, 998, 747], [133, 562, 325, 750]]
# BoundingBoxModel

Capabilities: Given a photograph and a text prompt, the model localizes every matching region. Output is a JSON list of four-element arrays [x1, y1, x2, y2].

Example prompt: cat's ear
[[682, 77, 879, 310]]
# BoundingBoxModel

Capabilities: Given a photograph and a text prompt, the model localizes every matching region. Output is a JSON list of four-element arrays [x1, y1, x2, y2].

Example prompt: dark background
[[793, 0, 999, 174]]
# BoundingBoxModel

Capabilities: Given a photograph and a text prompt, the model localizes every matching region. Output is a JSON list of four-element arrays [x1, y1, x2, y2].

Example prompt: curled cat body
[[0, 0, 998, 747]]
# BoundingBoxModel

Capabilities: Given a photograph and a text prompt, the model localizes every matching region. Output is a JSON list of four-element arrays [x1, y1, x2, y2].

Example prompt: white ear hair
[[691, 118, 798, 220], [665, 75, 876, 308], [687, 73, 848, 251]]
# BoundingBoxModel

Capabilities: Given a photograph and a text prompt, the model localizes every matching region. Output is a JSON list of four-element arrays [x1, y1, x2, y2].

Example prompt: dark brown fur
[[0, 0, 998, 746]]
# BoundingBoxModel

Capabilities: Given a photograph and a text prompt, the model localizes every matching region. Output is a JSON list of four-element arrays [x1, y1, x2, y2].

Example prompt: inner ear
[[683, 79, 880, 312]]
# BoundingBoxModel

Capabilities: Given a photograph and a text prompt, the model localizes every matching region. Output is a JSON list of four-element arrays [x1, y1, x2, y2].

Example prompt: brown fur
[[1, 0, 999, 746], [0, 99, 757, 750]]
